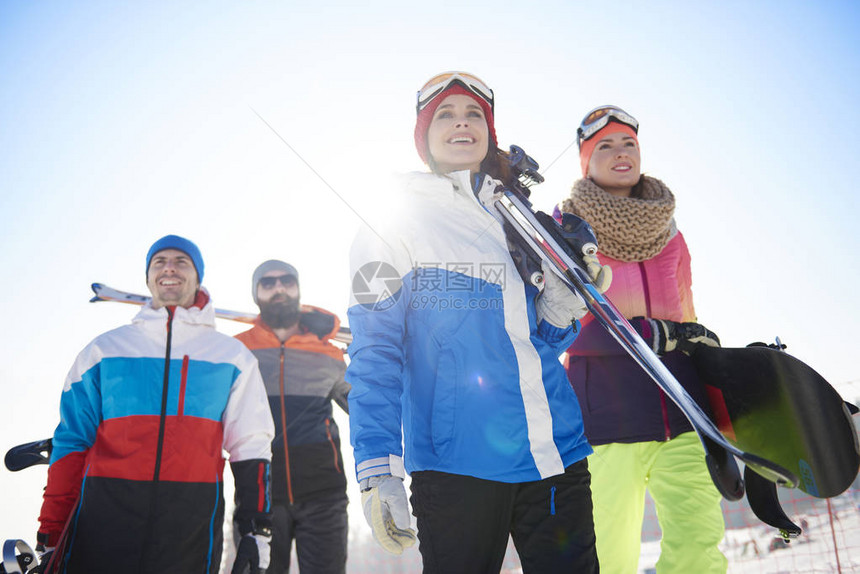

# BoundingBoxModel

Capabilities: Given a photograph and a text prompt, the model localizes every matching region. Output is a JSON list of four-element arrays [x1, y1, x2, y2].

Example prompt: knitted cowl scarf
[[560, 175, 677, 262]]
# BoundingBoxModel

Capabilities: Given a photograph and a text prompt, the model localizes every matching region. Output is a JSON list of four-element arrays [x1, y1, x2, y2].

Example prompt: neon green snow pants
[[589, 432, 727, 573]]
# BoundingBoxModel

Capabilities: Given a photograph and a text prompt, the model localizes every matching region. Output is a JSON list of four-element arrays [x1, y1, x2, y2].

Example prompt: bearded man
[[233, 260, 350, 574]]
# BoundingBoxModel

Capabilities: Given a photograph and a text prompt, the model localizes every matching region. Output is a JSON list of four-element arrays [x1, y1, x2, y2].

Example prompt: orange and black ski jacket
[[235, 306, 348, 505]]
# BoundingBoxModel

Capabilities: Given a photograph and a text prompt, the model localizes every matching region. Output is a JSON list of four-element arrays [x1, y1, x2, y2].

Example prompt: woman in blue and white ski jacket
[[346, 72, 599, 573]]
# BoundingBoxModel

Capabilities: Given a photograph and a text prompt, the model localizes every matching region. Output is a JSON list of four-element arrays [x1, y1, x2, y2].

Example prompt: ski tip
[[89, 283, 106, 303]]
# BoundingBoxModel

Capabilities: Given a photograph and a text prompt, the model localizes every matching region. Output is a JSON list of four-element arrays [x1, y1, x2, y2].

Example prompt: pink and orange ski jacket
[[565, 232, 713, 444]]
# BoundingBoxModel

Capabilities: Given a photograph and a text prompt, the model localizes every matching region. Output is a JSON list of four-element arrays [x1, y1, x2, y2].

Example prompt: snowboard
[[3, 439, 73, 574], [692, 343, 860, 498]]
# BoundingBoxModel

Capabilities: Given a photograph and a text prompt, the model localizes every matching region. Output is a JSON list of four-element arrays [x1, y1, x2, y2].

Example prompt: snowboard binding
[[1, 540, 38, 574]]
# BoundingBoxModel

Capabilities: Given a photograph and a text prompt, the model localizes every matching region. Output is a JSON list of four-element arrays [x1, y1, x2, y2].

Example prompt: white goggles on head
[[577, 106, 639, 148], [416, 71, 494, 113]]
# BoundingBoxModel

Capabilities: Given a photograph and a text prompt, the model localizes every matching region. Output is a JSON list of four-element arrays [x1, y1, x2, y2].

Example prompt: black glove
[[631, 317, 720, 356], [34, 552, 52, 574], [33, 542, 53, 574], [231, 531, 271, 574], [230, 459, 272, 574]]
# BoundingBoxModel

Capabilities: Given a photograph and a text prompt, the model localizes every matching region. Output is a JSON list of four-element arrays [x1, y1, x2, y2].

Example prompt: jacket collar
[[133, 286, 217, 329], [404, 170, 497, 209]]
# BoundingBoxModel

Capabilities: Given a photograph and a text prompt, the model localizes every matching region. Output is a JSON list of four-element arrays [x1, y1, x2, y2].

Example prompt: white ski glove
[[583, 253, 612, 293], [360, 475, 416, 555], [536, 261, 588, 328]]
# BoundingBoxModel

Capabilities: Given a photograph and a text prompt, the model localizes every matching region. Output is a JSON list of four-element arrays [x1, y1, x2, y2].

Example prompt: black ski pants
[[409, 459, 598, 574], [235, 492, 348, 574]]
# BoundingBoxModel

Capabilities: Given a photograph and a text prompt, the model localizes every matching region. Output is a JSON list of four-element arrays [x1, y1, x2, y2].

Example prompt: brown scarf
[[560, 176, 677, 262]]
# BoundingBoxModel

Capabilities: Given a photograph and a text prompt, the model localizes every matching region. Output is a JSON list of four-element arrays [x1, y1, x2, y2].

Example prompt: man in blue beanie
[[36, 234, 275, 574], [144, 234, 206, 308]]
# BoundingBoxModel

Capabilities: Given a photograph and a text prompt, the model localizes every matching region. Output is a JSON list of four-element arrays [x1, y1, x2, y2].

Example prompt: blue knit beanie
[[145, 235, 204, 283]]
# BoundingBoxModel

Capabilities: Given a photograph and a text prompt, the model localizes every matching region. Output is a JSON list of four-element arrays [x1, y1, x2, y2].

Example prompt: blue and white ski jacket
[[347, 170, 592, 484]]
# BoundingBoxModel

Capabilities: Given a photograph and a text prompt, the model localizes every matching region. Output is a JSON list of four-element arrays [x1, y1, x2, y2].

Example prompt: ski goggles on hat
[[416, 72, 494, 113], [577, 106, 639, 147]]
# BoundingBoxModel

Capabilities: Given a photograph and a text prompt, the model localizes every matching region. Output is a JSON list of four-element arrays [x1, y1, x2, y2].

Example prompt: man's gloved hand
[[631, 317, 721, 356], [536, 262, 588, 328], [360, 475, 416, 555], [33, 541, 54, 574], [582, 253, 612, 294], [231, 532, 271, 574]]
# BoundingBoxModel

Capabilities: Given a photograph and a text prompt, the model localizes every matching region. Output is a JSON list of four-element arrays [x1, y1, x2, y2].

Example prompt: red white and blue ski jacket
[[347, 171, 592, 484], [38, 290, 274, 574]]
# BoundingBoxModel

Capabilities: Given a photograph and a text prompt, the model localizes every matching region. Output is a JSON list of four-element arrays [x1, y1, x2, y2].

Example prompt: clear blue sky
[[1, 0, 858, 554]]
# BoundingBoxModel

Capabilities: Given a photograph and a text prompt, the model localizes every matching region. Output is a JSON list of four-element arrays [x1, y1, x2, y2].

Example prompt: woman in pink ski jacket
[[558, 106, 727, 574]]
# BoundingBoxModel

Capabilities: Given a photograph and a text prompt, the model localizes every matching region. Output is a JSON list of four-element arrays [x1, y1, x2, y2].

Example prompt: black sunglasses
[[259, 275, 296, 289]]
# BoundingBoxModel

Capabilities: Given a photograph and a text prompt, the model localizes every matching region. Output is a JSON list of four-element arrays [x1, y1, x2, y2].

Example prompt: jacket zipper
[[325, 418, 342, 473], [153, 306, 175, 481], [279, 345, 294, 504], [140, 306, 175, 573], [639, 263, 672, 441]]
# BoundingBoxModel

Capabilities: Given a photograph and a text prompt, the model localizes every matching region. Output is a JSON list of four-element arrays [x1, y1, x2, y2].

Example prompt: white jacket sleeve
[[222, 348, 274, 462]]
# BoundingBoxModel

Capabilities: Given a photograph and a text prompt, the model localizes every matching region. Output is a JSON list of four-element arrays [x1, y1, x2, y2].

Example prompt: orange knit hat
[[579, 123, 638, 177]]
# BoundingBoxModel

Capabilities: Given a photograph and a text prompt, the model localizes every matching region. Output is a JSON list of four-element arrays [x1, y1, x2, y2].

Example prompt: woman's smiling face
[[587, 131, 641, 197], [426, 94, 490, 175]]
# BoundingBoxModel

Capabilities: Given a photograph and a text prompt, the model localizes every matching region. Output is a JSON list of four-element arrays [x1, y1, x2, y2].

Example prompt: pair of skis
[[89, 283, 353, 345], [494, 146, 802, 534]]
